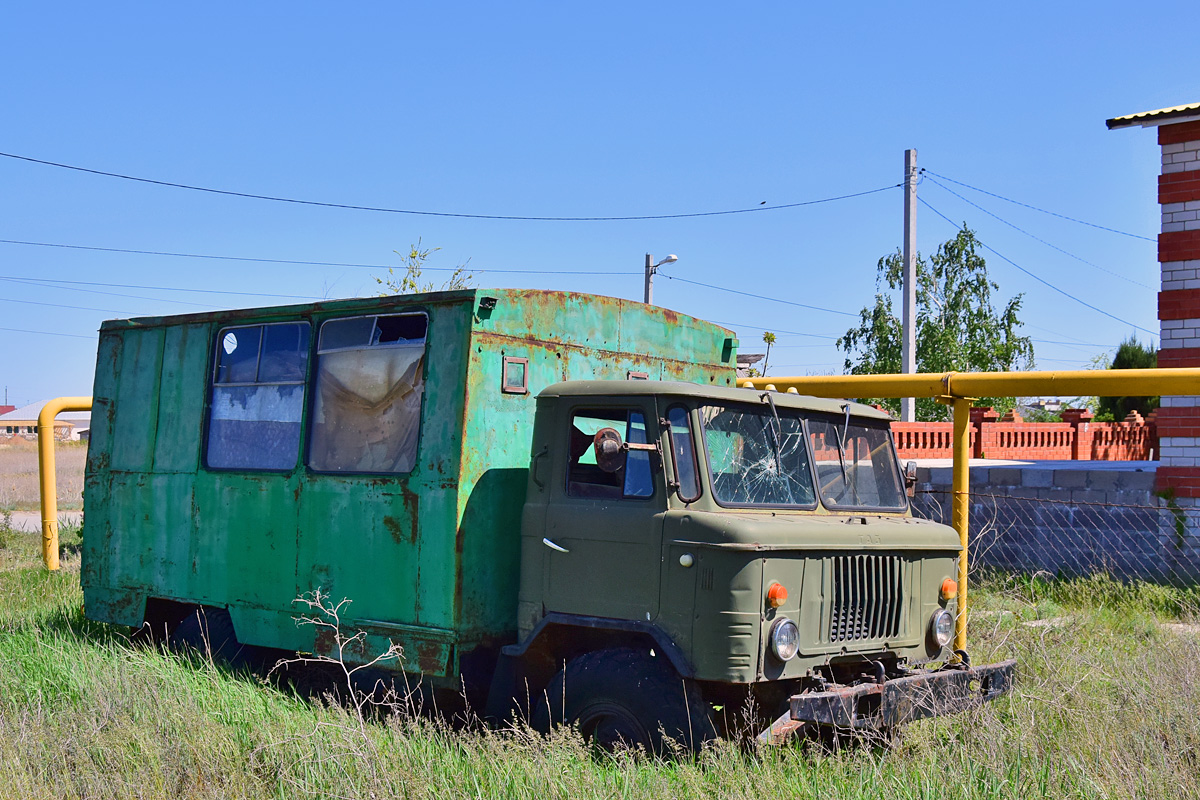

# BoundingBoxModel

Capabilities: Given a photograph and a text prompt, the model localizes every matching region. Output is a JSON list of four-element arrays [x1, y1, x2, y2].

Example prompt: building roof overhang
[[1107, 103, 1200, 130]]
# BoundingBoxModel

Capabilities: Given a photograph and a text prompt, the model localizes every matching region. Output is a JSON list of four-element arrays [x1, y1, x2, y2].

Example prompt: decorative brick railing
[[981, 422, 1075, 460], [892, 408, 1158, 461], [891, 423, 967, 459]]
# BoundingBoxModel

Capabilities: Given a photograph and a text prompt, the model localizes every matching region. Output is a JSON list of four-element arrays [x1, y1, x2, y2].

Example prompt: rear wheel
[[532, 647, 716, 755]]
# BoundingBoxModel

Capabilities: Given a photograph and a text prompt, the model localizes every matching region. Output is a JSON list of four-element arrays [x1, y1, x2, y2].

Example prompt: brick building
[[1108, 102, 1200, 499]]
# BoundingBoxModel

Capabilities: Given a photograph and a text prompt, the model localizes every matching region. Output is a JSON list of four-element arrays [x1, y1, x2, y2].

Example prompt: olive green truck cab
[[81, 288, 1012, 750]]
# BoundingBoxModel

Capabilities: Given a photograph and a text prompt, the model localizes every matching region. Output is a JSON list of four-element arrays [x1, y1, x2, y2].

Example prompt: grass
[[0, 439, 87, 511], [0, 520, 1198, 799]]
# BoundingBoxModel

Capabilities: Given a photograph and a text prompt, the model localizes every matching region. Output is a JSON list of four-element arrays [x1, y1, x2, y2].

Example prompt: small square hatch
[[502, 356, 529, 394]]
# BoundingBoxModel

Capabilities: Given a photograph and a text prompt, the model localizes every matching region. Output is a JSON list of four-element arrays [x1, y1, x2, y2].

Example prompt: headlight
[[930, 608, 953, 648], [770, 617, 799, 661]]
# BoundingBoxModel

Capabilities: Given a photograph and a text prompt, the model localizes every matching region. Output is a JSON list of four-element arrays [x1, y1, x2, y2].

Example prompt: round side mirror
[[593, 427, 626, 473]]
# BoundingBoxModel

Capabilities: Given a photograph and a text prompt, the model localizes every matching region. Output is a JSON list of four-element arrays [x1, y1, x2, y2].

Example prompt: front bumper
[[760, 659, 1016, 742]]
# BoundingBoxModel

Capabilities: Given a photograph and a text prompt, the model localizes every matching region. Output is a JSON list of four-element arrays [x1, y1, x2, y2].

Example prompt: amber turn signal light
[[767, 582, 788, 608], [941, 578, 958, 600]]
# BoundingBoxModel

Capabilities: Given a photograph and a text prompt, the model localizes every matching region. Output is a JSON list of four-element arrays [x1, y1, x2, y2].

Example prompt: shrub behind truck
[[81, 288, 1012, 751]]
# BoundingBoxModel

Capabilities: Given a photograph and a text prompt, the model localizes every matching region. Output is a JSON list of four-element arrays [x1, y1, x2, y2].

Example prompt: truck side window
[[567, 409, 653, 499], [307, 313, 427, 474], [666, 405, 700, 502], [206, 322, 311, 470]]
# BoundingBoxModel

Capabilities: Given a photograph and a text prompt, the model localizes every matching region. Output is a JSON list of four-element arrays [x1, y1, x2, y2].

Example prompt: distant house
[[736, 353, 765, 379], [0, 402, 91, 441]]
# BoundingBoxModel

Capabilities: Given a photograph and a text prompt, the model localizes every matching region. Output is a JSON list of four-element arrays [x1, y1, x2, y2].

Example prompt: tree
[[376, 239, 474, 295], [1096, 336, 1157, 421], [761, 331, 776, 377], [836, 227, 1035, 421]]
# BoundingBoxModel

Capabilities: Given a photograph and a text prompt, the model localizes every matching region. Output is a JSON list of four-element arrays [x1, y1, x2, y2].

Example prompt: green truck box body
[[82, 289, 735, 680]]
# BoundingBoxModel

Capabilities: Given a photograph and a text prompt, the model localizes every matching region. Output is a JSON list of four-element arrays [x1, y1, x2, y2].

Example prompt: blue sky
[[1, 3, 1195, 408]]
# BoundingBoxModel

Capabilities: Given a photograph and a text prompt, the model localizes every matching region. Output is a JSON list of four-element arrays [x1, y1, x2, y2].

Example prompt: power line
[[1032, 338, 1118, 347], [0, 238, 641, 275], [0, 151, 900, 221], [706, 319, 840, 340], [661, 275, 858, 317], [0, 276, 215, 307], [0, 268, 844, 321], [0, 274, 319, 300], [0, 244, 861, 318], [923, 174, 1153, 289], [1029, 323, 1108, 347], [0, 325, 94, 340], [0, 296, 134, 314], [918, 197, 1156, 337], [922, 169, 1156, 242]]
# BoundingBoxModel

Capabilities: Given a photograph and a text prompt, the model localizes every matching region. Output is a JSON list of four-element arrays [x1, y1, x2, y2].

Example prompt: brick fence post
[[1062, 408, 1095, 460], [969, 406, 997, 458]]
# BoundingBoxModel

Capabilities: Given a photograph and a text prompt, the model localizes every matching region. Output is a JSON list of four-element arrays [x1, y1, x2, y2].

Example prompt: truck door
[[541, 401, 665, 621]]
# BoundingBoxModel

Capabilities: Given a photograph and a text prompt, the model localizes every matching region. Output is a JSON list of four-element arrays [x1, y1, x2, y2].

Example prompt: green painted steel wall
[[454, 291, 735, 645], [81, 289, 735, 680]]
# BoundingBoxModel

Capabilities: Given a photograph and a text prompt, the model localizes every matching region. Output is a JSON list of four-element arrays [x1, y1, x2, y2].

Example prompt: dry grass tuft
[[0, 439, 86, 510]]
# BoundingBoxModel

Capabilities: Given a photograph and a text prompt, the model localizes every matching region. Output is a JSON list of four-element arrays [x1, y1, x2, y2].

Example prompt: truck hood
[[665, 509, 962, 553]]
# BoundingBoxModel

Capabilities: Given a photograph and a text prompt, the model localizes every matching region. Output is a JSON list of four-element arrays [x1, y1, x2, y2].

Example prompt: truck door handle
[[531, 446, 548, 489], [542, 537, 569, 554]]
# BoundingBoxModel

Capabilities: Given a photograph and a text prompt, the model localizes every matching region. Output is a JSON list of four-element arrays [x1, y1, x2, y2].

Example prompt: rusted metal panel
[[110, 327, 165, 472], [191, 471, 300, 610], [153, 323, 210, 473], [455, 293, 734, 648]]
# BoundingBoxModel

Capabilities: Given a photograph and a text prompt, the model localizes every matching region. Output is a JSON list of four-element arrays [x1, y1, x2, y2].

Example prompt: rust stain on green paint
[[400, 485, 420, 544], [383, 515, 406, 545], [416, 640, 445, 673]]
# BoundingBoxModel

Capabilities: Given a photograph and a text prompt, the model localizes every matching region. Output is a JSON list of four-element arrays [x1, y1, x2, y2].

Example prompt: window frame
[[314, 312, 429, 355], [563, 405, 658, 502], [665, 404, 702, 504], [805, 413, 908, 513], [304, 311, 430, 476], [203, 320, 313, 473], [501, 356, 529, 394]]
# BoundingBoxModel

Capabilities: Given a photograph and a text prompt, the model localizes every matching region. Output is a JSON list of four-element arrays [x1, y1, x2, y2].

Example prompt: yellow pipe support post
[[951, 396, 972, 653], [37, 397, 93, 571]]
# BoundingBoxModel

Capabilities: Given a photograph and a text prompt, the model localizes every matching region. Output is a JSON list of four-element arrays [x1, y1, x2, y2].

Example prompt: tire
[[169, 606, 257, 669], [273, 659, 351, 705], [532, 647, 717, 755]]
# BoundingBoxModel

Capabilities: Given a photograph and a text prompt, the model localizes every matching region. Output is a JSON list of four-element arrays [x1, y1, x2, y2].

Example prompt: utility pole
[[901, 149, 918, 422], [643, 253, 677, 305]]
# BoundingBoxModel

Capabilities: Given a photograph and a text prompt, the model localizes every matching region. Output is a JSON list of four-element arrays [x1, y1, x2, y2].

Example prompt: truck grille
[[828, 555, 903, 643]]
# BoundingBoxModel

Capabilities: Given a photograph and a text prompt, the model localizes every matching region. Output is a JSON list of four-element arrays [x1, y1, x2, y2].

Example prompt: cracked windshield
[[700, 403, 816, 507], [807, 417, 906, 510]]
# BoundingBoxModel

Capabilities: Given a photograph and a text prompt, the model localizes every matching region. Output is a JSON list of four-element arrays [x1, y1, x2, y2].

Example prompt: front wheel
[[532, 647, 716, 755]]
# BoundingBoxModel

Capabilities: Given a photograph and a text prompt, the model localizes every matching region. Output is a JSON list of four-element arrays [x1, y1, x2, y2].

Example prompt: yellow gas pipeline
[[743, 368, 1200, 653]]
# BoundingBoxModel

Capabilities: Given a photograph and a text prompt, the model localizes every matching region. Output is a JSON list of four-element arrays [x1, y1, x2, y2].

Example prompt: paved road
[[5, 511, 83, 533]]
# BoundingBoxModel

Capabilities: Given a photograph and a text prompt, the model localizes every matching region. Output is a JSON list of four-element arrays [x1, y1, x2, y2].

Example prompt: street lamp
[[643, 253, 678, 305]]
